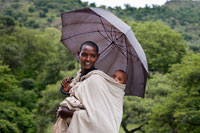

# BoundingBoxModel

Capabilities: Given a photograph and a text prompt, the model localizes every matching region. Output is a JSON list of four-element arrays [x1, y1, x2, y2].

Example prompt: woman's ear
[[77, 51, 80, 57]]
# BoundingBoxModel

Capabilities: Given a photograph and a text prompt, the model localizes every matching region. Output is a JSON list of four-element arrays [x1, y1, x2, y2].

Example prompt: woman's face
[[79, 45, 99, 71]]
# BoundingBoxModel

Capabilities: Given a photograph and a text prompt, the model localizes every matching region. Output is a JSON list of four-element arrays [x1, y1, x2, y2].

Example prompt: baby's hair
[[80, 41, 99, 54], [116, 70, 127, 75]]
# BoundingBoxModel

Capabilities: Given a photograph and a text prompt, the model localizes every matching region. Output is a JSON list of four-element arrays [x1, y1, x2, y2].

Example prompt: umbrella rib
[[114, 43, 128, 59], [99, 42, 114, 55], [97, 45, 114, 63], [62, 20, 112, 28], [125, 38, 129, 69], [117, 44, 138, 59], [99, 17, 112, 42], [115, 33, 124, 41], [110, 26, 114, 41], [114, 27, 117, 41], [61, 30, 120, 41], [114, 34, 138, 59], [115, 41, 132, 47], [98, 30, 112, 43]]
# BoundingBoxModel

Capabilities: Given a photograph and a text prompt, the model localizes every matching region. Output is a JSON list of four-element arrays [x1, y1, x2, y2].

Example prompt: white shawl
[[53, 70, 125, 133]]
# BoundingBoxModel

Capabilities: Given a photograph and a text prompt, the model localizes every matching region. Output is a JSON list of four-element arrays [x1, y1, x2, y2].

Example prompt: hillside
[[1, 0, 200, 51]]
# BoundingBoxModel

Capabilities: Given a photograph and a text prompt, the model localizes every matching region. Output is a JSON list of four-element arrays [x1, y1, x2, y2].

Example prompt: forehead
[[81, 45, 97, 53], [114, 71, 125, 76]]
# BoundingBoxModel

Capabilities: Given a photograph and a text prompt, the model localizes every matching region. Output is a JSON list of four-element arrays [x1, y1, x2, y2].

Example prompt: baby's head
[[113, 70, 128, 84]]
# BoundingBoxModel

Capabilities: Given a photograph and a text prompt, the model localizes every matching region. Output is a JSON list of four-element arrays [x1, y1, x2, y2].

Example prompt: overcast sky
[[81, 0, 169, 8]]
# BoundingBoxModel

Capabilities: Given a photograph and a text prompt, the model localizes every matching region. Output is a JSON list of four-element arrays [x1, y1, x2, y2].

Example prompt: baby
[[113, 70, 128, 84]]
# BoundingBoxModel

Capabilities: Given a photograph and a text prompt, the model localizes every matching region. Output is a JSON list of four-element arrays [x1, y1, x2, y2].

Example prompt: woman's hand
[[61, 77, 72, 92], [58, 107, 74, 118]]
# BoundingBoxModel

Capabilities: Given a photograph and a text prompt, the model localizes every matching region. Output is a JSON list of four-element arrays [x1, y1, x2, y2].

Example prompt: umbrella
[[61, 8, 148, 98]]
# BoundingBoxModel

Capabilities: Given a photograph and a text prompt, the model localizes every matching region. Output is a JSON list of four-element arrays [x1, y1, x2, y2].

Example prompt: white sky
[[81, 0, 169, 8]]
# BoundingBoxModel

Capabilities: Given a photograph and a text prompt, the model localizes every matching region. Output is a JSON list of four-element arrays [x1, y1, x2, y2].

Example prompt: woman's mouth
[[84, 62, 92, 66]]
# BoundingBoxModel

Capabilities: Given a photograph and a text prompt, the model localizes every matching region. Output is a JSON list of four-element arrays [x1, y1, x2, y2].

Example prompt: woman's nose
[[86, 56, 91, 61]]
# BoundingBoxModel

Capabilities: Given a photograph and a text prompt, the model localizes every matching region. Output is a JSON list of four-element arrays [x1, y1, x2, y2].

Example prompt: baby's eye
[[118, 77, 121, 81]]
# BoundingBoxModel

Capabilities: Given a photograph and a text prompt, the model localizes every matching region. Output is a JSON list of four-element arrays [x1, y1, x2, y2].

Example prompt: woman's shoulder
[[88, 70, 110, 79]]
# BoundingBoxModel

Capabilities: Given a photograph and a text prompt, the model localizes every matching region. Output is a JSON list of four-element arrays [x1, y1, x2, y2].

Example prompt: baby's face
[[113, 71, 127, 84]]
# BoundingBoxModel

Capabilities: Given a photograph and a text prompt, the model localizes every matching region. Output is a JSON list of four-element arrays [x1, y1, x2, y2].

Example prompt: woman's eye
[[91, 54, 96, 58], [81, 53, 87, 57]]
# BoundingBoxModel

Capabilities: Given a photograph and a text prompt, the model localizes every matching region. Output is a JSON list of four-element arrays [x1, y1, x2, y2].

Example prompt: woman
[[53, 41, 125, 133]]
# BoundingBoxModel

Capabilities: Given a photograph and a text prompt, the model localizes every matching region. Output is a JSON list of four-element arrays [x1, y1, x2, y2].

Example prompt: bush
[[0, 119, 19, 133], [24, 20, 39, 28], [47, 18, 53, 22], [43, 8, 48, 13], [0, 102, 38, 133], [28, 7, 35, 12], [59, 9, 64, 12], [11, 3, 20, 9], [39, 12, 46, 18], [21, 78, 34, 90]]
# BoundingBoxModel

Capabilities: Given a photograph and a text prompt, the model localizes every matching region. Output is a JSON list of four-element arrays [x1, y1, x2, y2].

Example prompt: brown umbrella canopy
[[61, 8, 148, 97]]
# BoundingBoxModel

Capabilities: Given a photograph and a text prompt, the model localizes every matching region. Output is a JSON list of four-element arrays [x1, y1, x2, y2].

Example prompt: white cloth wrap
[[53, 70, 125, 133]]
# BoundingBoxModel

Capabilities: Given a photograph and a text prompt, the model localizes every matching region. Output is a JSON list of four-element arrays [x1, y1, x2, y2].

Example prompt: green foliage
[[112, 1, 200, 50], [0, 119, 19, 133], [24, 20, 39, 28], [0, 102, 38, 133], [43, 7, 49, 13], [35, 67, 78, 132], [0, 61, 38, 132], [0, 61, 19, 101], [122, 96, 153, 132], [0, 15, 15, 35], [39, 11, 46, 18], [146, 73, 173, 99], [145, 53, 200, 132], [3, 7, 27, 23], [21, 78, 35, 90], [0, 61, 37, 110], [1, 0, 200, 50], [90, 3, 96, 7], [35, 81, 66, 132], [0, 27, 76, 92], [28, 6, 35, 12], [130, 21, 186, 73]]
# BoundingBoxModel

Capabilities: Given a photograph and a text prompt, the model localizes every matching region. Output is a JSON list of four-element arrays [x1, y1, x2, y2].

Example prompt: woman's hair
[[80, 41, 99, 54]]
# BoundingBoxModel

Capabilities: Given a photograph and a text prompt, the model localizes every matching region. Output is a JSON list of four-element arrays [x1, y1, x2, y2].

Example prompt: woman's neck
[[81, 66, 96, 77]]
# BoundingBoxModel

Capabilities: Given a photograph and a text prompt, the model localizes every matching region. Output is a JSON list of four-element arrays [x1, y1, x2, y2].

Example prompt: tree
[[122, 73, 173, 133], [129, 21, 186, 73], [0, 16, 15, 35], [145, 73, 173, 99], [35, 68, 78, 132], [0, 102, 38, 133], [122, 96, 153, 133], [145, 53, 200, 132], [39, 11, 46, 18], [0, 119, 19, 133], [0, 61, 37, 110]]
